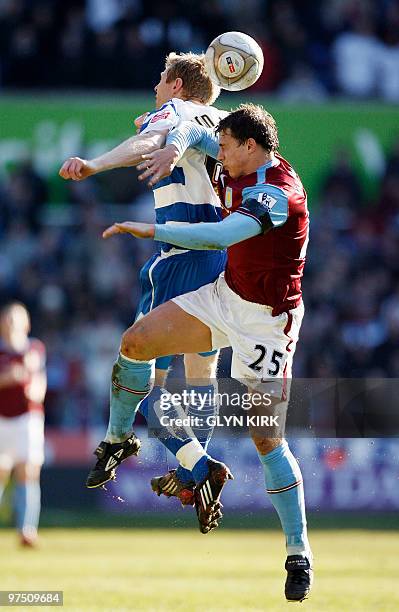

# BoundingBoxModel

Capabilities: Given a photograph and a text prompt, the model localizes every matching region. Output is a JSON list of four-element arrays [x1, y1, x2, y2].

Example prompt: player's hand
[[102, 222, 155, 240], [59, 157, 97, 181], [136, 145, 180, 187], [134, 112, 149, 133]]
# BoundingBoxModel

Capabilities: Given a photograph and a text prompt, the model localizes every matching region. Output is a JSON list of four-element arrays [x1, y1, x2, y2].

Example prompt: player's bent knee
[[121, 325, 155, 361]]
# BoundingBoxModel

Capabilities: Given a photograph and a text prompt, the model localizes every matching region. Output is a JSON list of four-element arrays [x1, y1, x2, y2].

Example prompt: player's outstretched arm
[[59, 130, 168, 181], [102, 213, 260, 249], [59, 157, 97, 181], [103, 222, 155, 240]]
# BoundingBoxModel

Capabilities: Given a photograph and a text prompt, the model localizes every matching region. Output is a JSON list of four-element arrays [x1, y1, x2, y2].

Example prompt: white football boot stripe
[[104, 449, 124, 472]]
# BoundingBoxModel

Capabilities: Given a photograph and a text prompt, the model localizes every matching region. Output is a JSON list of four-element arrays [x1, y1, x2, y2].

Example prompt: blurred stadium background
[[1, 0, 399, 609]]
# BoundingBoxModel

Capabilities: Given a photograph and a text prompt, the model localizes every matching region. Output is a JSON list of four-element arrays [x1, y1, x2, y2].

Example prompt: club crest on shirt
[[150, 110, 171, 123], [258, 192, 277, 211], [225, 187, 233, 208]]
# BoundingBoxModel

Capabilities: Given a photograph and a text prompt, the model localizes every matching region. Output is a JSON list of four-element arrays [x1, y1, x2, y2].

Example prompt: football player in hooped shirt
[[103, 104, 312, 602], [59, 52, 229, 509]]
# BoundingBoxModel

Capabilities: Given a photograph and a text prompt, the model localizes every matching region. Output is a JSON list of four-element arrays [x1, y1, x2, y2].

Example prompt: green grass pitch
[[0, 529, 398, 611]]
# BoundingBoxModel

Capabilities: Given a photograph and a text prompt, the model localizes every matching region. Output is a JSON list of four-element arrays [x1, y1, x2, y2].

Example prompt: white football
[[205, 31, 264, 91]]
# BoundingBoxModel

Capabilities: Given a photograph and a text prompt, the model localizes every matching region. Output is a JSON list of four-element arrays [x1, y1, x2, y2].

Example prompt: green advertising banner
[[0, 94, 397, 207]]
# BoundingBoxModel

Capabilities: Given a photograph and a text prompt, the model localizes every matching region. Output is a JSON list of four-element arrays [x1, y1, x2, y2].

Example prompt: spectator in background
[[0, 160, 47, 233], [1, 0, 399, 99], [278, 62, 328, 102], [332, 14, 381, 97], [378, 2, 399, 102], [0, 303, 46, 547]]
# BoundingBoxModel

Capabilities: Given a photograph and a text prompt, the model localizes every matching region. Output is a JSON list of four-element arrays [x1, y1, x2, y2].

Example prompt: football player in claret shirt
[[101, 104, 312, 602], [0, 303, 46, 547]]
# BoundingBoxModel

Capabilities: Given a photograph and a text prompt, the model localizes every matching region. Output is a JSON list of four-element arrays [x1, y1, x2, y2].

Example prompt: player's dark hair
[[165, 52, 220, 104], [217, 103, 279, 152]]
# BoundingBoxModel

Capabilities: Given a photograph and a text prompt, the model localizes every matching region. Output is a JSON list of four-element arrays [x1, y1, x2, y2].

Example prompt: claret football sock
[[259, 440, 311, 557], [105, 352, 154, 442]]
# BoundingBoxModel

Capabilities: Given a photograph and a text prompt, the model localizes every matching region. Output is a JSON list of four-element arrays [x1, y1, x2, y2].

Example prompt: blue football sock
[[138, 386, 161, 422], [141, 386, 209, 483], [105, 353, 154, 442], [14, 481, 41, 535], [176, 384, 218, 484], [190, 456, 210, 483], [174, 465, 195, 484], [186, 385, 217, 447], [259, 440, 310, 557]]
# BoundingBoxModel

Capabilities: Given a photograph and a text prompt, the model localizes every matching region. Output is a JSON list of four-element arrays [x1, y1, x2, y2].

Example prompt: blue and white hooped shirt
[[140, 98, 226, 252]]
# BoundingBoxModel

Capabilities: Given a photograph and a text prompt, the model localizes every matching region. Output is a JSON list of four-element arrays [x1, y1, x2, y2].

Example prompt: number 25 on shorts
[[249, 345, 285, 376]]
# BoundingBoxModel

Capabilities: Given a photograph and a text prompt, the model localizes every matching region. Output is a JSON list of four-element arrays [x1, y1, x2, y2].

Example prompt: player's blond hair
[[165, 52, 220, 105]]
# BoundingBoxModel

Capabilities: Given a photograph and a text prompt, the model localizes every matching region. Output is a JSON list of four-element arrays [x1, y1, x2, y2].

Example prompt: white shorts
[[173, 273, 304, 394], [0, 412, 45, 470]]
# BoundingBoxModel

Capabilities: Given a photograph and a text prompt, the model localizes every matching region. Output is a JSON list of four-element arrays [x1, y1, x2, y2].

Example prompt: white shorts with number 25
[[173, 273, 304, 395]]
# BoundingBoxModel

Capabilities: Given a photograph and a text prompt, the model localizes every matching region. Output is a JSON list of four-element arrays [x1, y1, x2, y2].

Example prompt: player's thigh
[[122, 300, 213, 359], [184, 351, 219, 379]]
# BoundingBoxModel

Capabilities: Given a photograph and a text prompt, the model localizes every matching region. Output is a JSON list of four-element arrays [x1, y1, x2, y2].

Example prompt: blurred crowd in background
[[1, 136, 399, 429], [1, 0, 399, 430], [1, 0, 399, 101]]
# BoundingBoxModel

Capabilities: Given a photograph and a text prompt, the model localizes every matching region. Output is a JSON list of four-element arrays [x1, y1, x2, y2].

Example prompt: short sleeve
[[237, 183, 289, 232], [139, 101, 180, 134]]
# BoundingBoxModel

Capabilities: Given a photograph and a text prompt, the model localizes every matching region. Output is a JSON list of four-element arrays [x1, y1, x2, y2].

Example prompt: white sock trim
[[176, 439, 207, 471], [286, 545, 310, 557]]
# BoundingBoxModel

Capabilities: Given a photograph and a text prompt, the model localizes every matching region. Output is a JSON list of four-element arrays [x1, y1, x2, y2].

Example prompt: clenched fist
[[59, 157, 97, 181]]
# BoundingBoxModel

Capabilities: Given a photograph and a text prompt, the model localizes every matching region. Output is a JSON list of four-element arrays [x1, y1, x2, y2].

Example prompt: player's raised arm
[[137, 121, 219, 186], [59, 130, 168, 181]]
